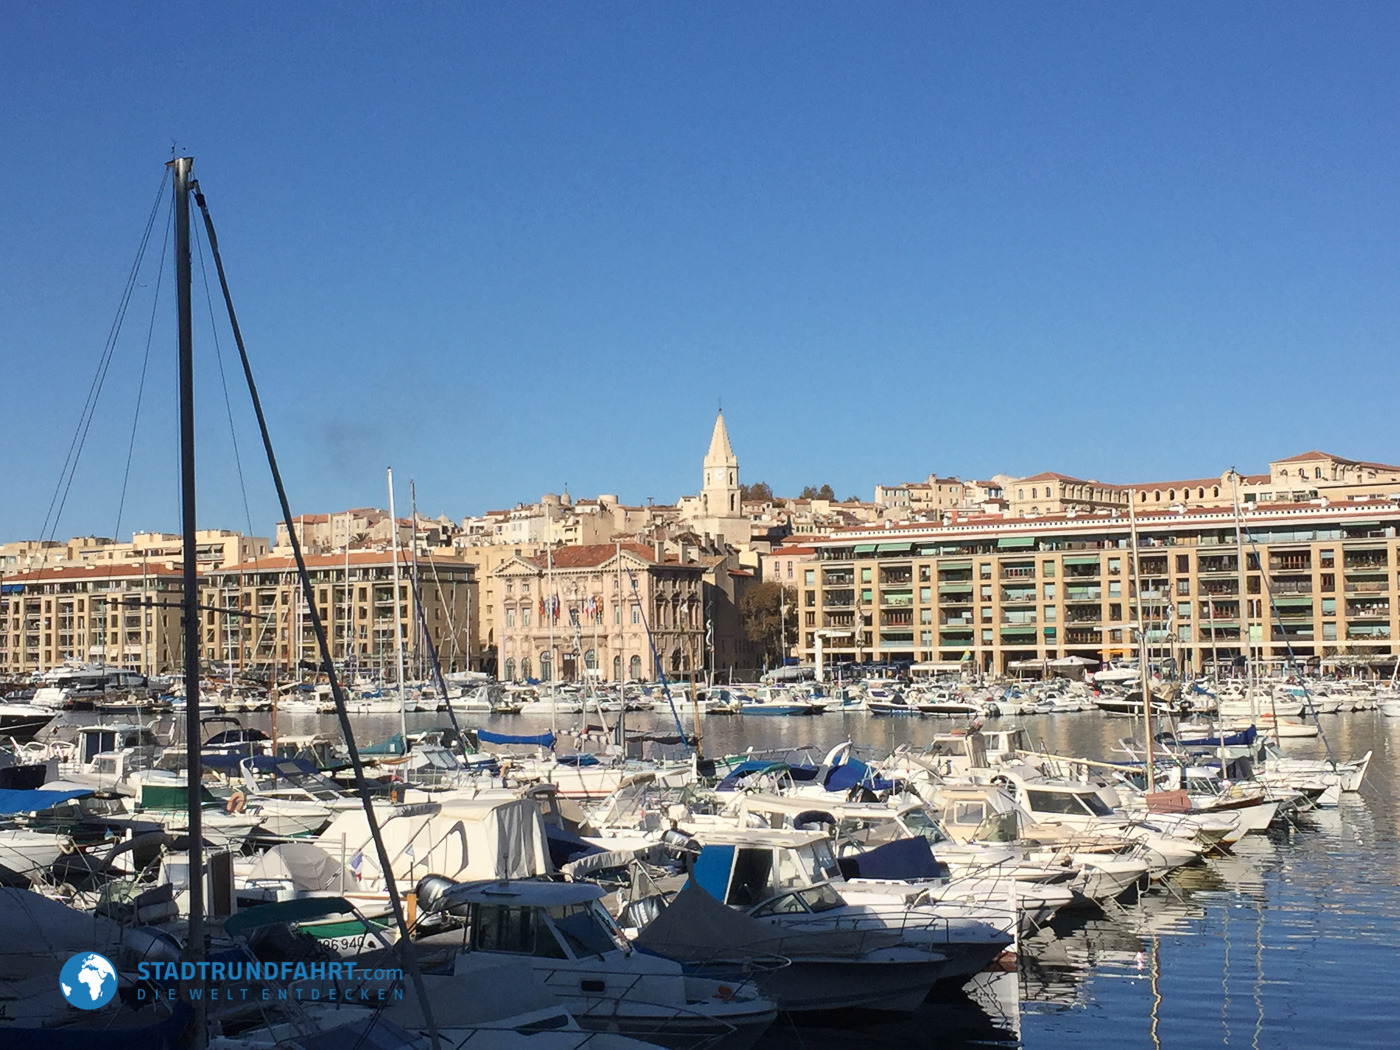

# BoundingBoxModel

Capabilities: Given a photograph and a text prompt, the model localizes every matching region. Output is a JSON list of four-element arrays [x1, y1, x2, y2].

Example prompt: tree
[[740, 581, 799, 667], [799, 484, 836, 501], [740, 481, 774, 502]]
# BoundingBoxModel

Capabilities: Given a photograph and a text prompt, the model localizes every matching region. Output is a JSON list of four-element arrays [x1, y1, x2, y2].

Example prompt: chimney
[[653, 538, 664, 562]]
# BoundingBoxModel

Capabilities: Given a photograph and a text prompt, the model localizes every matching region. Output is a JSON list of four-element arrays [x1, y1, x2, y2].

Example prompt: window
[[804, 569, 815, 586], [860, 568, 872, 583], [1043, 561, 1055, 577], [1109, 604, 1122, 622], [786, 561, 793, 579], [1177, 602, 1191, 620], [1108, 558, 1121, 575], [584, 649, 597, 670], [612, 655, 622, 680], [1043, 582, 1056, 600], [1321, 573, 1335, 592], [505, 608, 515, 628], [920, 608, 933, 624], [921, 629, 933, 646], [1108, 581, 1122, 598], [540, 651, 553, 680], [1322, 598, 1336, 615], [632, 607, 641, 624], [1323, 623, 1337, 641], [521, 656, 532, 679], [919, 565, 931, 582], [1177, 555, 1189, 574], [1320, 549, 1335, 568], [1178, 625, 1192, 642], [1177, 580, 1191, 595], [806, 590, 816, 607], [629, 655, 642, 679], [981, 607, 992, 622], [981, 628, 993, 642], [522, 607, 531, 627], [503, 657, 515, 680], [919, 586, 931, 603], [980, 584, 992, 600], [1044, 606, 1057, 622], [979, 563, 992, 579], [614, 606, 621, 625], [472, 906, 565, 959]]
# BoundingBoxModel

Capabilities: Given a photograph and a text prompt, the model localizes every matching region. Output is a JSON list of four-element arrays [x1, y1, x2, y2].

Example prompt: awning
[[853, 544, 877, 555], [939, 560, 973, 570], [938, 583, 973, 592], [1272, 596, 1314, 607], [875, 542, 914, 554], [997, 536, 1035, 549], [1063, 555, 1101, 566]]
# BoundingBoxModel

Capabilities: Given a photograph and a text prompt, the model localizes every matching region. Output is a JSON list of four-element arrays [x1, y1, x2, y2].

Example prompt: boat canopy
[[430, 878, 605, 909], [476, 729, 556, 748], [223, 895, 359, 937], [0, 788, 93, 814]]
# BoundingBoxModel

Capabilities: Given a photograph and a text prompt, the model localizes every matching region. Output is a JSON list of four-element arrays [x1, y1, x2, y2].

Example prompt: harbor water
[[233, 705, 1400, 1049]]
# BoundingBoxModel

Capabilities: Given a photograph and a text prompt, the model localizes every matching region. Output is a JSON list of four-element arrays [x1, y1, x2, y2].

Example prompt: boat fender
[[226, 792, 246, 813], [715, 985, 736, 1002]]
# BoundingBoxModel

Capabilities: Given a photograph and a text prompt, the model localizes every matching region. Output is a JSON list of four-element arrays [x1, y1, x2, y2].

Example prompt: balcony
[[1001, 588, 1036, 604], [1192, 560, 1237, 576], [940, 630, 974, 644], [823, 572, 854, 586], [1001, 611, 1038, 626], [824, 590, 855, 609], [938, 571, 973, 584], [939, 593, 973, 607], [1344, 553, 1389, 570], [881, 611, 913, 627], [1201, 582, 1240, 596], [1065, 611, 1102, 624], [1269, 554, 1312, 572], [941, 613, 975, 626], [1065, 628, 1101, 645], [1065, 586, 1102, 602], [1270, 580, 1313, 595], [1001, 567, 1035, 580], [1347, 625, 1392, 639], [1064, 565, 1100, 579], [1346, 603, 1391, 619], [880, 570, 913, 585], [880, 592, 914, 609], [1344, 581, 1389, 594]]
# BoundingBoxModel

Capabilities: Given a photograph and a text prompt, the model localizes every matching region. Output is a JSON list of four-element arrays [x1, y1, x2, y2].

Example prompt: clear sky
[[3, 3, 1399, 542]]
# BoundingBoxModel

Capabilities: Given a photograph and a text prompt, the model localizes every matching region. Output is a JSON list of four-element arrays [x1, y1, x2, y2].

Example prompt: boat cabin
[[689, 828, 842, 907]]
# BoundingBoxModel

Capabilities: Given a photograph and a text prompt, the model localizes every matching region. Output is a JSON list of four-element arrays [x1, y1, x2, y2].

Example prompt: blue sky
[[3, 3, 1399, 542]]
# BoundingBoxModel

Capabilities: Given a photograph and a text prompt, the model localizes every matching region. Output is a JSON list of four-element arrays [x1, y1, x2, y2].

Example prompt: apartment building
[[0, 561, 186, 675], [203, 550, 473, 675], [788, 499, 1400, 675], [493, 542, 705, 682]]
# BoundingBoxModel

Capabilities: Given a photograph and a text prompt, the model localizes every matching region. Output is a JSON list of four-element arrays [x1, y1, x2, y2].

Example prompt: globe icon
[[59, 952, 118, 1010]]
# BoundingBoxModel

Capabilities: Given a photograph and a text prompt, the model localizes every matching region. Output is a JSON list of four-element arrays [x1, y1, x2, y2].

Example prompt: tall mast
[[1230, 471, 1255, 721], [170, 154, 206, 1047], [1128, 498, 1155, 793], [388, 468, 408, 741], [547, 541, 557, 735], [410, 482, 422, 681]]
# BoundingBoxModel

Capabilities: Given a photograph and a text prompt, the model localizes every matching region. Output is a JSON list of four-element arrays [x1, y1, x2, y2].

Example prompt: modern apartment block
[[202, 551, 474, 675], [785, 498, 1400, 674], [0, 561, 186, 674]]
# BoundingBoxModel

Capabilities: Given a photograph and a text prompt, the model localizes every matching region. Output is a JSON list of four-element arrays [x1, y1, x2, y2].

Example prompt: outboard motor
[[660, 828, 700, 858]]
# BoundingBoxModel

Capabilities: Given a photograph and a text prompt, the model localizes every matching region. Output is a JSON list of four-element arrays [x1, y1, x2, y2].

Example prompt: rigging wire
[[111, 197, 174, 544], [35, 171, 168, 561]]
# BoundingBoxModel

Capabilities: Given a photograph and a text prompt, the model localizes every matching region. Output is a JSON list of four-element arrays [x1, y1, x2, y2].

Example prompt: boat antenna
[[190, 181, 442, 1050]]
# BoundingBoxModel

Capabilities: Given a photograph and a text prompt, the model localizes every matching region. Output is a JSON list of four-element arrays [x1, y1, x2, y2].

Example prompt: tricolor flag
[[349, 849, 363, 881]]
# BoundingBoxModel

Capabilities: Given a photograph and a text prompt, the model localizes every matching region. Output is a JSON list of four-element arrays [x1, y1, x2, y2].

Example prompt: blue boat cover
[[0, 788, 93, 814], [822, 758, 894, 793], [715, 760, 789, 791], [544, 822, 604, 867], [691, 843, 736, 900], [836, 835, 949, 881], [477, 729, 556, 748], [556, 753, 599, 766]]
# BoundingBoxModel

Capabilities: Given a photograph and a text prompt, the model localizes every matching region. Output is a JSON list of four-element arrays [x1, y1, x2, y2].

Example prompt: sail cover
[[476, 729, 556, 748]]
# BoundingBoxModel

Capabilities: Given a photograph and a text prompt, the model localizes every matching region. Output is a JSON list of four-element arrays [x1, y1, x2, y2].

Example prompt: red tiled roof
[[2, 562, 185, 583], [216, 550, 471, 573], [1018, 471, 1094, 484], [1273, 451, 1400, 472], [771, 545, 817, 557]]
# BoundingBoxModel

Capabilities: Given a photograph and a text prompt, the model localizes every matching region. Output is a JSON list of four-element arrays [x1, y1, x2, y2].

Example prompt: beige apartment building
[[0, 561, 186, 675], [203, 550, 473, 675], [784, 498, 1400, 675], [493, 543, 705, 682]]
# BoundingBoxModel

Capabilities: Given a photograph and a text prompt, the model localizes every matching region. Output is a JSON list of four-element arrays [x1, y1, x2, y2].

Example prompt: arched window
[[1154, 491, 1161, 502], [520, 656, 532, 680], [629, 655, 643, 680], [503, 657, 515, 681], [1168, 489, 1175, 500], [1315, 466, 1323, 479], [1031, 488, 1038, 499], [1198, 488, 1205, 499], [1213, 486, 1219, 498], [584, 649, 597, 670], [612, 654, 622, 681], [540, 650, 553, 682], [1018, 489, 1024, 500], [671, 648, 684, 673], [1139, 491, 1147, 502]]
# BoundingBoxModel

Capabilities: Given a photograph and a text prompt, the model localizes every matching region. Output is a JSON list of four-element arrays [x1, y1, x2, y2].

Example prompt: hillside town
[[6, 411, 1400, 684]]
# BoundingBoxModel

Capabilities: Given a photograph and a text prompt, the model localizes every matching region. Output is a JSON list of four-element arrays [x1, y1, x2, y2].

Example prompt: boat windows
[[898, 807, 950, 845], [1026, 790, 1088, 815], [472, 904, 566, 959], [549, 903, 617, 958], [727, 847, 775, 906], [751, 892, 810, 917], [799, 883, 845, 913]]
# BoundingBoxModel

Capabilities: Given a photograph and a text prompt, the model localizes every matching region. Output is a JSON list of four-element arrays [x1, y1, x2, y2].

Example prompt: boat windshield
[[548, 903, 619, 957], [898, 806, 951, 845]]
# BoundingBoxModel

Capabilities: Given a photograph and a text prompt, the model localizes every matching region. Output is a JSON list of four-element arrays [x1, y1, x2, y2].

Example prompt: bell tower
[[702, 410, 740, 517]]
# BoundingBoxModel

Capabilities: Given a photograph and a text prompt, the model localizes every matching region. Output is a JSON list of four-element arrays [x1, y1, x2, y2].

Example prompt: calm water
[[231, 704, 1400, 1049]]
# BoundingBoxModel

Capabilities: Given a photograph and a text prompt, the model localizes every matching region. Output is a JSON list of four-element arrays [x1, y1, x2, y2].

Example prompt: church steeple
[[701, 410, 740, 517]]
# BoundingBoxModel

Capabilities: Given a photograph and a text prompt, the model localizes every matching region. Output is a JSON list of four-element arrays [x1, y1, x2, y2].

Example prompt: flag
[[405, 842, 415, 859], [349, 849, 363, 881], [960, 650, 972, 662]]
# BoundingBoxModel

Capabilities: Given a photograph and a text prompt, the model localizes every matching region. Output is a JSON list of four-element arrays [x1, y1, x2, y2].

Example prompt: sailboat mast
[[1128, 498, 1155, 792], [387, 468, 408, 740], [1230, 471, 1256, 721], [171, 154, 207, 1044]]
